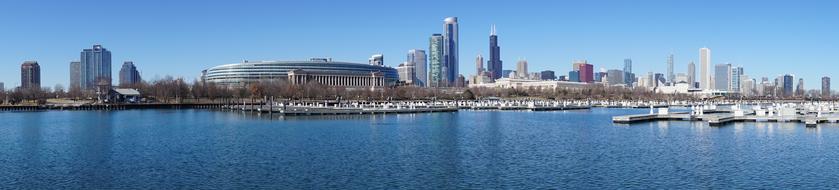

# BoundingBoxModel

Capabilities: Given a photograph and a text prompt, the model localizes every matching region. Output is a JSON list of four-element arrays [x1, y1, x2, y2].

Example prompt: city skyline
[[1, 0, 838, 90]]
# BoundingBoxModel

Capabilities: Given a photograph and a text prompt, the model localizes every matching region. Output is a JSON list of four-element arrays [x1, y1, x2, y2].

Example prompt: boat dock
[[613, 104, 839, 127]]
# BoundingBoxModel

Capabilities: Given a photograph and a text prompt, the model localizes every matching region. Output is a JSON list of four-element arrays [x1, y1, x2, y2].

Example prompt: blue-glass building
[[443, 17, 459, 86], [119, 61, 142, 86], [488, 25, 502, 80], [569, 71, 580, 82], [80, 45, 112, 89]]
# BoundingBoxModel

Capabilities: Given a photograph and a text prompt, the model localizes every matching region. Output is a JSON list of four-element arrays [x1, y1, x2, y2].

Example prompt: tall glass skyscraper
[[119, 61, 142, 87], [429, 34, 445, 87], [823, 77, 831, 97], [714, 64, 731, 91], [80, 44, 112, 89], [443, 17, 459, 85], [623, 59, 633, 86], [667, 54, 674, 83], [407, 49, 427, 87], [687, 61, 696, 88], [783, 74, 794, 97], [488, 24, 502, 80], [730, 66, 743, 92]]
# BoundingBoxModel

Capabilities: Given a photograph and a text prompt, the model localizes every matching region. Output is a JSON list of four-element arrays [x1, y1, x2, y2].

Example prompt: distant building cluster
[[3, 16, 833, 100], [8, 44, 143, 94]]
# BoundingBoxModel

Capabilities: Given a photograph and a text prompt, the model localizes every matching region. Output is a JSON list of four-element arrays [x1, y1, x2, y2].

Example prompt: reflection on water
[[1, 108, 839, 189]]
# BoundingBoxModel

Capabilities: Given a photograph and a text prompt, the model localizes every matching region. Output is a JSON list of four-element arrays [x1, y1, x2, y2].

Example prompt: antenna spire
[[491, 24, 497, 36]]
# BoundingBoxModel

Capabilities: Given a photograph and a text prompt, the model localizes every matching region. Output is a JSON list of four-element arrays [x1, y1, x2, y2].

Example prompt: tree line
[[1, 76, 831, 106]]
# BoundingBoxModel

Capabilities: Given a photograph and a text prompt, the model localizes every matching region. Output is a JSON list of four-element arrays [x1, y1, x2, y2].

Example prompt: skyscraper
[[687, 61, 696, 88], [623, 59, 633, 86], [667, 54, 674, 83], [70, 61, 81, 90], [730, 66, 743, 93], [429, 34, 445, 87], [368, 54, 384, 66], [714, 64, 731, 91], [119, 61, 142, 87], [783, 74, 794, 97], [20, 61, 41, 89], [488, 24, 502, 80], [407, 49, 427, 87], [475, 54, 484, 75], [822, 76, 831, 97], [579, 63, 594, 83], [0, 82, 4, 91], [516, 59, 528, 79], [443, 17, 459, 85], [796, 78, 805, 96], [700, 48, 711, 90], [397, 62, 416, 85], [80, 44, 112, 89], [606, 69, 624, 86]]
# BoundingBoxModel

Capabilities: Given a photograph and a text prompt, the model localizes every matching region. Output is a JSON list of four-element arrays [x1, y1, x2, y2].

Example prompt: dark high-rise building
[[455, 74, 466, 88], [822, 77, 831, 97], [654, 73, 665, 87], [783, 74, 794, 97], [488, 25, 503, 80], [540, 70, 556, 80], [119, 61, 142, 86], [70, 61, 81, 89], [21, 61, 41, 89], [443, 17, 459, 85], [80, 44, 112, 89]]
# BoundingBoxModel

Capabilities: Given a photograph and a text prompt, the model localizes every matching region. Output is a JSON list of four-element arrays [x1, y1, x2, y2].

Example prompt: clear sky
[[1, 0, 837, 90]]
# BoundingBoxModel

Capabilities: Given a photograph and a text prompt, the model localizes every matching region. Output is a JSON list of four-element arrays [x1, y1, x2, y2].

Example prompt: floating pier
[[612, 103, 839, 127]]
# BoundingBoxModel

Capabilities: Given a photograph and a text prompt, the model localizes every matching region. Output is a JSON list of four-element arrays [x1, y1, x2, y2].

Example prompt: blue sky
[[1, 0, 837, 90]]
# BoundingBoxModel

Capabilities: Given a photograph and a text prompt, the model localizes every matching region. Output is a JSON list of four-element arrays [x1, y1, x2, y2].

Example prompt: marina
[[613, 103, 839, 127]]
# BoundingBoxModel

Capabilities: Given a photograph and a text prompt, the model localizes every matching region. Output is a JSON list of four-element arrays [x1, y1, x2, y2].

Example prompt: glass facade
[[443, 17, 458, 86], [80, 45, 112, 89], [119, 61, 142, 86], [429, 34, 444, 87]]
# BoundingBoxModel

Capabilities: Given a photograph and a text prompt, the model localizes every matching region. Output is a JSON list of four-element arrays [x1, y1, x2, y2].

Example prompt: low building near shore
[[108, 88, 141, 103]]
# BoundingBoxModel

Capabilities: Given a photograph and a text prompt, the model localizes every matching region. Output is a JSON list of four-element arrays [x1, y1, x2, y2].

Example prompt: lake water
[[1, 108, 838, 189]]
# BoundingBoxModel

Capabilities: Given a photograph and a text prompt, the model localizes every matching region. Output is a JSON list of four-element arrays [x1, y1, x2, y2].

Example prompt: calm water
[[1, 108, 838, 189]]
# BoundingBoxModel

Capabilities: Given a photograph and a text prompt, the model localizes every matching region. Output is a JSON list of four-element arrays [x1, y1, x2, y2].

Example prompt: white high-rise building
[[700, 48, 711, 90], [397, 62, 416, 85]]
